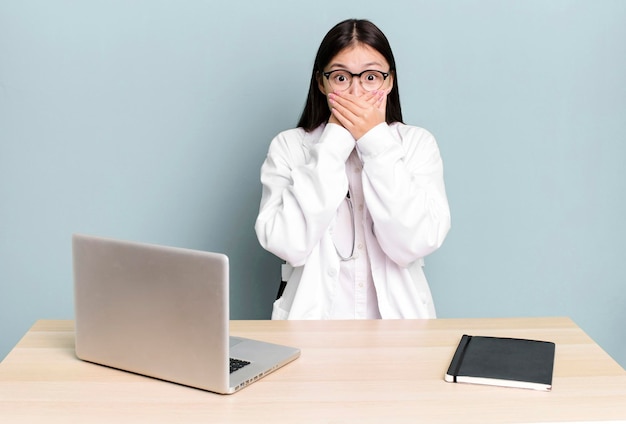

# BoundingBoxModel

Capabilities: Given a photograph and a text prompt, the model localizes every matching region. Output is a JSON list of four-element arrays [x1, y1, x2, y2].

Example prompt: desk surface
[[1, 317, 625, 423]]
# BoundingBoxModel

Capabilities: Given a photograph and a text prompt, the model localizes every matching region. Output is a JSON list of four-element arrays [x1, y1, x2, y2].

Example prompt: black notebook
[[444, 334, 555, 391]]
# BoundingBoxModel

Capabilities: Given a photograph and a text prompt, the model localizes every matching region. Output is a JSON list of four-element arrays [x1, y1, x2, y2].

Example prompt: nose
[[348, 78, 365, 96]]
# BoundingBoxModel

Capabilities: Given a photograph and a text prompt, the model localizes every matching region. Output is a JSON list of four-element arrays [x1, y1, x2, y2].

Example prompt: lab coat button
[[328, 268, 337, 277]]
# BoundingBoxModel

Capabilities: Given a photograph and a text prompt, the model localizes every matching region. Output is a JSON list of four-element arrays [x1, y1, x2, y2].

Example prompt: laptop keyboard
[[229, 358, 251, 374]]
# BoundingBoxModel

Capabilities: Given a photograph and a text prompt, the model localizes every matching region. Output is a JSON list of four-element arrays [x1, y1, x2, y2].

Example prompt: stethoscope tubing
[[334, 190, 357, 261]]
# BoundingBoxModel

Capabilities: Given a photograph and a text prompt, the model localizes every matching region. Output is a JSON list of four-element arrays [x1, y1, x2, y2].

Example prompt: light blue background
[[1, 1, 625, 368]]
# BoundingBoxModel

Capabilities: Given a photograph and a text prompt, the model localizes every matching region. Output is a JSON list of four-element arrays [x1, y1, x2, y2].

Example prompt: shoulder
[[271, 127, 306, 145], [265, 125, 325, 165], [276, 126, 307, 139], [268, 125, 324, 153], [389, 123, 443, 161], [270, 125, 324, 147], [273, 124, 325, 142], [390, 122, 437, 144]]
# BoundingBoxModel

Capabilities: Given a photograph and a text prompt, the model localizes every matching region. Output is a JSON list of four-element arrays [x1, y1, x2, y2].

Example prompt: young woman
[[255, 19, 451, 320]]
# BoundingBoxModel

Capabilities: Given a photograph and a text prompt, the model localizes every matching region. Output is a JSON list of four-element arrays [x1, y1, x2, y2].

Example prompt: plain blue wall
[[1, 1, 625, 368]]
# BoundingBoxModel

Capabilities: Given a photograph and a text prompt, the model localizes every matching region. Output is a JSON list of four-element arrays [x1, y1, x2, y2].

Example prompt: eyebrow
[[327, 61, 384, 70]]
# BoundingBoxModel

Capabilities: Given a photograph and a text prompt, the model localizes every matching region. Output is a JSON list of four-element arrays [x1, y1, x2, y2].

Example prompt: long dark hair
[[297, 19, 403, 131]]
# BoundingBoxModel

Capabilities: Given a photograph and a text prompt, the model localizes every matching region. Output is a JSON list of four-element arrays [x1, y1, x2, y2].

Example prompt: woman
[[255, 19, 451, 319]]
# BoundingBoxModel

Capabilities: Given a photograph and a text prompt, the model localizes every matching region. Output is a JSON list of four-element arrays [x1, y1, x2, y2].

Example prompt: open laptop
[[72, 233, 300, 394]]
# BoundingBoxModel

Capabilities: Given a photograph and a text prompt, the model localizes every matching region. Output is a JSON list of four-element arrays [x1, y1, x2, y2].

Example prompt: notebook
[[72, 233, 300, 394], [444, 334, 555, 391]]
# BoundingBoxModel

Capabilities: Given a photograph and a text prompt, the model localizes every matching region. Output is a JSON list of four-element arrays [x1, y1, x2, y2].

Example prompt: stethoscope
[[334, 190, 358, 261]]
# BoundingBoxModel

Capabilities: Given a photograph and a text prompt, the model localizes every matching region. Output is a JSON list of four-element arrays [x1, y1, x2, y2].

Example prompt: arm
[[255, 125, 354, 266], [327, 90, 450, 266], [358, 124, 451, 267]]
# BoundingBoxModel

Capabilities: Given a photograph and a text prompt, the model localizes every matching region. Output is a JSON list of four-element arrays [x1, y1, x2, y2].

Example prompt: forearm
[[359, 124, 451, 266], [255, 125, 354, 266]]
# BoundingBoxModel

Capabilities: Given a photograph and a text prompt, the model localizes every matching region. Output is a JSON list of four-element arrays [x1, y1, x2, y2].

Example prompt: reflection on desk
[[1, 317, 625, 423]]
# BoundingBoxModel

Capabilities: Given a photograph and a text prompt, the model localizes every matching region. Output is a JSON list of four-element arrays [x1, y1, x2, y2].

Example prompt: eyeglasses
[[322, 69, 390, 92]]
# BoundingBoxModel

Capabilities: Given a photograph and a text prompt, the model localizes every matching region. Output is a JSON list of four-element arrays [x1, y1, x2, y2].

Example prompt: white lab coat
[[255, 122, 451, 319]]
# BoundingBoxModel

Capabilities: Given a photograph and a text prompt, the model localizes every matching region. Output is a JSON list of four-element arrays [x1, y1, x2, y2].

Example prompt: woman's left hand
[[328, 90, 388, 140]]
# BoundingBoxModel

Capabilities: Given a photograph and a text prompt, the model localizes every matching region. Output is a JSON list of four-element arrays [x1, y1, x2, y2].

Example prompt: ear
[[386, 71, 395, 92], [317, 71, 328, 95]]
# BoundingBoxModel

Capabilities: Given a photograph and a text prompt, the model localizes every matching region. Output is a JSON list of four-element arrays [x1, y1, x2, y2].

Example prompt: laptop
[[72, 233, 300, 394]]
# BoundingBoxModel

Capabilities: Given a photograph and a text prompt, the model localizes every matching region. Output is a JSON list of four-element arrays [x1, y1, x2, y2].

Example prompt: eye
[[364, 71, 380, 82], [332, 71, 351, 84]]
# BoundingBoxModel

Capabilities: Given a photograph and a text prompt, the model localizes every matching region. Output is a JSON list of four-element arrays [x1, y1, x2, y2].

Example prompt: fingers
[[328, 90, 388, 140], [376, 88, 391, 111], [332, 90, 382, 109], [329, 90, 385, 115], [328, 95, 359, 128]]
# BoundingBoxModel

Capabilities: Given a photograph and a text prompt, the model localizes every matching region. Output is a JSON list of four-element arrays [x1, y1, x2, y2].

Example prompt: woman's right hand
[[327, 90, 387, 140], [328, 112, 342, 127]]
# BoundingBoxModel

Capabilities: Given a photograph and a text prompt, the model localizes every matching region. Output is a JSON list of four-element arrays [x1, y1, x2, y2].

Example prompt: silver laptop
[[72, 233, 300, 394]]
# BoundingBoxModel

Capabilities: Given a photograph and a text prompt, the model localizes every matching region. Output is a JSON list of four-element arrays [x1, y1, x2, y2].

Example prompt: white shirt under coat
[[255, 122, 451, 320]]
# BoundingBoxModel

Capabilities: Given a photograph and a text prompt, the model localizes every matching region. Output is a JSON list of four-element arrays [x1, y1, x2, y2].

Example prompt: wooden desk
[[1, 318, 625, 423]]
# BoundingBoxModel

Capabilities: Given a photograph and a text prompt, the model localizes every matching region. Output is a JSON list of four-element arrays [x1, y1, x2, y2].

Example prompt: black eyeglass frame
[[322, 69, 390, 90]]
